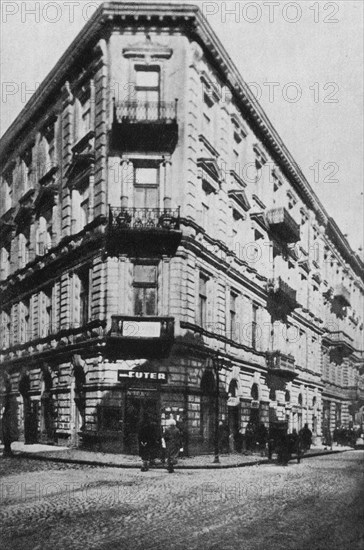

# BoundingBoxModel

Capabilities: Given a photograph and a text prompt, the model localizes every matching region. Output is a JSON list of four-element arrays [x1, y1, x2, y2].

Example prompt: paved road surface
[[1, 451, 363, 550]]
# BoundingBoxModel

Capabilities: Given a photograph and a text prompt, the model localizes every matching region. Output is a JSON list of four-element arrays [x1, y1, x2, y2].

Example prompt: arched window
[[251, 383, 259, 401], [228, 379, 238, 398], [298, 393, 303, 406], [285, 390, 291, 403]]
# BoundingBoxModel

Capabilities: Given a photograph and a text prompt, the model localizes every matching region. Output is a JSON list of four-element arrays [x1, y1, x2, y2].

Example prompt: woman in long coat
[[164, 419, 181, 473]]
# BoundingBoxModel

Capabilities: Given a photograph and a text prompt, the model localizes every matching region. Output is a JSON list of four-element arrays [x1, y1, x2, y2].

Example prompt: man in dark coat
[[138, 418, 160, 472], [164, 419, 181, 473], [299, 423, 312, 453]]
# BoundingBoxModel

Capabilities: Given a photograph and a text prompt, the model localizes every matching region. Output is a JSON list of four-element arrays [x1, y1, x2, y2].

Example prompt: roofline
[[0, 1, 362, 279]]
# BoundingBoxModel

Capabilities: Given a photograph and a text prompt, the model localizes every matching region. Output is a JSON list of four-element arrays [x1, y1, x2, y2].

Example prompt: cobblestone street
[[0, 451, 363, 550]]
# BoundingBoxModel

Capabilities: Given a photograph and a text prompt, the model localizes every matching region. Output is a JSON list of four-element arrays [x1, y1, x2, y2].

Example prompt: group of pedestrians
[[272, 423, 313, 465], [138, 417, 182, 473]]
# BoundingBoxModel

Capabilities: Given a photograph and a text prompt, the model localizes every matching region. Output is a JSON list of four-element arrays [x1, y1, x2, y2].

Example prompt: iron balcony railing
[[114, 100, 178, 123], [109, 207, 180, 231], [267, 277, 297, 306], [334, 284, 351, 307], [266, 207, 300, 243], [266, 351, 296, 374]]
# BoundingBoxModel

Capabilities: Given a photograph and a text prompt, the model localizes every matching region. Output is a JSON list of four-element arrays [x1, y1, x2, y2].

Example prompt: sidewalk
[[1, 441, 353, 469]]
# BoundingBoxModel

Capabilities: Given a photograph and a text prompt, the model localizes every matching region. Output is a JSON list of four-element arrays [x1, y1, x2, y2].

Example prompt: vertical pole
[[213, 355, 220, 464]]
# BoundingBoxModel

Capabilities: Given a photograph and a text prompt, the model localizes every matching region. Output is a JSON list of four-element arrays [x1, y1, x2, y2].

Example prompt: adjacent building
[[0, 2, 363, 454]]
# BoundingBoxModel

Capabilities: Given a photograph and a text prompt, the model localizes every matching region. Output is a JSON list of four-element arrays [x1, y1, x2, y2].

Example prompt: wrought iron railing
[[267, 277, 297, 305], [334, 284, 351, 307], [266, 351, 296, 373], [114, 100, 178, 123], [266, 207, 300, 243], [109, 207, 180, 231]]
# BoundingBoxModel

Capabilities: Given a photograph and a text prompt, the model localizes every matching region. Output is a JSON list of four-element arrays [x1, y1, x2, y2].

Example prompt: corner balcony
[[267, 277, 298, 314], [266, 351, 296, 378], [107, 315, 174, 359], [334, 284, 351, 307], [266, 207, 300, 243], [111, 100, 178, 153], [107, 207, 182, 257], [323, 330, 355, 357]]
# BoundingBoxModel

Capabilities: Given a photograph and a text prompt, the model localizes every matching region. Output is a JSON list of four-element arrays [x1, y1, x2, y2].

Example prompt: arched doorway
[[70, 356, 86, 446], [227, 379, 240, 452], [40, 365, 56, 444], [249, 383, 260, 425], [19, 373, 38, 444], [200, 370, 215, 452]]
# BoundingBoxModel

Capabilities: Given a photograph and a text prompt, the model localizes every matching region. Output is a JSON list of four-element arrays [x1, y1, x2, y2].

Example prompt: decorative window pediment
[[123, 35, 172, 60], [200, 70, 221, 102], [253, 143, 267, 167], [228, 189, 251, 212], [197, 157, 221, 193]]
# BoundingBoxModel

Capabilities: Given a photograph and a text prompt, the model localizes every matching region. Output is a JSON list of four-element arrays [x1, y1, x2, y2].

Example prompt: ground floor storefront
[[1, 351, 329, 455]]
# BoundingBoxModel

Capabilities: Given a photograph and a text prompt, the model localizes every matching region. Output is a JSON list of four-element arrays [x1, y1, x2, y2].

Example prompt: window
[[1, 308, 11, 348], [135, 67, 160, 120], [198, 274, 208, 328], [229, 292, 237, 339], [133, 264, 157, 316], [203, 92, 214, 143], [78, 267, 90, 325], [134, 165, 159, 209], [202, 202, 209, 231], [0, 241, 11, 280], [287, 192, 297, 211], [74, 94, 92, 142], [22, 147, 33, 190], [19, 230, 31, 268], [1, 167, 13, 214], [252, 303, 258, 349], [45, 287, 53, 336], [20, 299, 30, 344]]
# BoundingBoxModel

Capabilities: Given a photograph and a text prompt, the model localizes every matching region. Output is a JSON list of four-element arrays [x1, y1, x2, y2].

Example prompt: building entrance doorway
[[124, 390, 160, 454], [19, 373, 38, 444], [200, 370, 215, 453]]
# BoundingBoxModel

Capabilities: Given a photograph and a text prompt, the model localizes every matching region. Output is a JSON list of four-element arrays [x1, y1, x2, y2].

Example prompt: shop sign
[[227, 397, 240, 407], [118, 370, 168, 383]]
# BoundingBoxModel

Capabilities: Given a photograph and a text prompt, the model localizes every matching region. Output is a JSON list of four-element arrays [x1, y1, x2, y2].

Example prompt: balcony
[[266, 351, 296, 378], [112, 100, 178, 153], [107, 207, 181, 257], [107, 315, 174, 359], [266, 207, 300, 243], [323, 330, 355, 357], [267, 277, 297, 308], [334, 284, 351, 307], [266, 277, 298, 320]]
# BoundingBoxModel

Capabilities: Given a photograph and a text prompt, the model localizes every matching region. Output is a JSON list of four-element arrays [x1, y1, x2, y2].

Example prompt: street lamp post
[[213, 353, 222, 464]]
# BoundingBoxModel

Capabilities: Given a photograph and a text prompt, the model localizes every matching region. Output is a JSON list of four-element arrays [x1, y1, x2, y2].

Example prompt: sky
[[0, 0, 363, 255]]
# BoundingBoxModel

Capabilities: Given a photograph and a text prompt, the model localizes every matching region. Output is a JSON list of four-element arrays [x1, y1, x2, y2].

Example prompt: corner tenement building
[[1, 2, 363, 454]]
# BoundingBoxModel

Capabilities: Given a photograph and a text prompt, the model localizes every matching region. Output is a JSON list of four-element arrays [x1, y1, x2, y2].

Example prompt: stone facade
[[0, 2, 363, 454]]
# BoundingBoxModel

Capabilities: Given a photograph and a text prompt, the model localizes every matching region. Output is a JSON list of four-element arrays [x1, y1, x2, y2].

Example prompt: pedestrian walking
[[164, 418, 181, 473], [138, 417, 159, 472], [299, 423, 312, 453]]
